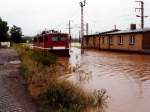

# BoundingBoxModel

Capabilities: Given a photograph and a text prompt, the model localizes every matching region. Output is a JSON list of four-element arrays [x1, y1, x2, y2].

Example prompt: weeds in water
[[92, 89, 109, 112], [36, 79, 91, 112]]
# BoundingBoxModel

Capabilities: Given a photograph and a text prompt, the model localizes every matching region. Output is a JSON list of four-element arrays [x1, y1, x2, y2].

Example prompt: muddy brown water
[[62, 47, 150, 112]]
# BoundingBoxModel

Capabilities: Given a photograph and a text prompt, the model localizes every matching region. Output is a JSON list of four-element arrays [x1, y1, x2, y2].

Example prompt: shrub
[[36, 79, 91, 112], [92, 89, 108, 110], [31, 51, 56, 66], [19, 64, 30, 78]]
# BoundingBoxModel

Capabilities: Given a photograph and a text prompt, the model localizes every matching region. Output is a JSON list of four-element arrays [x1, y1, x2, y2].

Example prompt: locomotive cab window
[[51, 37, 58, 42], [60, 37, 66, 41]]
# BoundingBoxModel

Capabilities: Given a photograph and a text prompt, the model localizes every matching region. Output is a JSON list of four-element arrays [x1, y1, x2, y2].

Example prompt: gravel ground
[[0, 48, 38, 112]]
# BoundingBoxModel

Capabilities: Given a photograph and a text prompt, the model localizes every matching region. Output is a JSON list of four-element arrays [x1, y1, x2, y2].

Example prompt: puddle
[[9, 60, 21, 65]]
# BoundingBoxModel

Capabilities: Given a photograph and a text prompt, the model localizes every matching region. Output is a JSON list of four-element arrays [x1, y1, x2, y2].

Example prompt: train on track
[[33, 30, 71, 57]]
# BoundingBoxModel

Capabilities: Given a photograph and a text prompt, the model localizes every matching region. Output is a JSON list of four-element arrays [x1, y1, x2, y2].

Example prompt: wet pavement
[[66, 47, 150, 112], [0, 48, 38, 112]]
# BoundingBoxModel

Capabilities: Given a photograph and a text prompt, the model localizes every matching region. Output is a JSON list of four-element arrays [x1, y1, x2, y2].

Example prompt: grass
[[36, 79, 92, 112], [31, 50, 56, 66], [14, 44, 108, 112]]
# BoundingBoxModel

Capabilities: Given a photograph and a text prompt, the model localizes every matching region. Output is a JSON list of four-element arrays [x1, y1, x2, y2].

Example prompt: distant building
[[83, 26, 150, 53], [0, 42, 10, 48], [84, 29, 120, 49]]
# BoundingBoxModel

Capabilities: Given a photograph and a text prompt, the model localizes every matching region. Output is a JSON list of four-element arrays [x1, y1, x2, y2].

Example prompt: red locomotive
[[33, 30, 71, 56]]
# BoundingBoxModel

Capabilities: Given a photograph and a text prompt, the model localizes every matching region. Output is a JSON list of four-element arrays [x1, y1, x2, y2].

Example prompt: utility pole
[[67, 20, 73, 37], [80, 0, 86, 54], [68, 20, 72, 36], [135, 1, 148, 29], [67, 20, 72, 47]]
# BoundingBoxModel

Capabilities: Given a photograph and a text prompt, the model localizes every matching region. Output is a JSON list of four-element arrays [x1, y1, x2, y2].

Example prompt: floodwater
[[65, 47, 150, 112]]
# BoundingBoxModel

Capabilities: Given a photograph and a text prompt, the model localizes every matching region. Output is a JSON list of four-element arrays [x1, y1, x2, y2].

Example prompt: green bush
[[31, 51, 56, 66], [36, 79, 91, 112], [19, 64, 30, 77], [14, 44, 57, 66]]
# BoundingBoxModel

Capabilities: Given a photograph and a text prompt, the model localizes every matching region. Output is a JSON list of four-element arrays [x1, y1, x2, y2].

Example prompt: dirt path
[[0, 48, 38, 112]]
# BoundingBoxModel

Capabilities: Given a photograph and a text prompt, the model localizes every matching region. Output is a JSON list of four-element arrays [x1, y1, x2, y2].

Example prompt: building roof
[[106, 28, 150, 35], [84, 29, 120, 37], [84, 28, 150, 37], [84, 34, 99, 37], [99, 29, 120, 34]]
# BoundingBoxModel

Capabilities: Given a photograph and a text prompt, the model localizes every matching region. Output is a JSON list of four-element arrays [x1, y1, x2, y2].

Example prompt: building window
[[129, 35, 135, 45], [118, 36, 123, 45], [102, 37, 105, 44], [93, 37, 96, 47], [86, 37, 89, 45], [108, 36, 113, 45]]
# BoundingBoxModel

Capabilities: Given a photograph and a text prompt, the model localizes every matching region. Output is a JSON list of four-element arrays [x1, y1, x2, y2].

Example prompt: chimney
[[130, 24, 136, 30], [114, 25, 117, 30]]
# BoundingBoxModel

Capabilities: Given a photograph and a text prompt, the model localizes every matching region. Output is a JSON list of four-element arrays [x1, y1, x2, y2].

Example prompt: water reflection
[[66, 48, 150, 112]]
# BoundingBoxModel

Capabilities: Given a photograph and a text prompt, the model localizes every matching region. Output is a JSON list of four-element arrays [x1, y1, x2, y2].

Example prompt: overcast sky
[[0, 0, 150, 37]]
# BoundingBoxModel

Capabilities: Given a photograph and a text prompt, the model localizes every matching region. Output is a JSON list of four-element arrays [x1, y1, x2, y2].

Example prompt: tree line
[[0, 17, 23, 43]]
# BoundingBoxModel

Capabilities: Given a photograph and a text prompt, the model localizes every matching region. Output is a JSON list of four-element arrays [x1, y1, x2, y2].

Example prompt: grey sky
[[0, 0, 150, 37]]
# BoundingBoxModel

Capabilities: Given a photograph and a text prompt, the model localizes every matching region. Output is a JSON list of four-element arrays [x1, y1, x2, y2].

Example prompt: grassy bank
[[14, 44, 107, 112], [71, 43, 81, 49]]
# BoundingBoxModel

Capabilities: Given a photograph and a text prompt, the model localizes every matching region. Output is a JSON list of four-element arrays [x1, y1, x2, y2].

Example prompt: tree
[[0, 18, 9, 42], [22, 36, 33, 43], [10, 25, 23, 43]]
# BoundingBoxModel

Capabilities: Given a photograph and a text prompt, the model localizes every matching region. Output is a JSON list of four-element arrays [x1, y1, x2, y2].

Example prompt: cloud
[[0, 0, 149, 36]]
